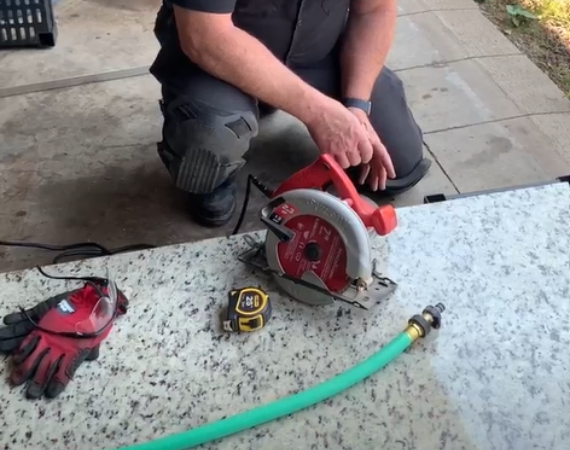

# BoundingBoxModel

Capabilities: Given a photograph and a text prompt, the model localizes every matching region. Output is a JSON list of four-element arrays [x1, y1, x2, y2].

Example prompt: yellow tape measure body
[[223, 286, 272, 332]]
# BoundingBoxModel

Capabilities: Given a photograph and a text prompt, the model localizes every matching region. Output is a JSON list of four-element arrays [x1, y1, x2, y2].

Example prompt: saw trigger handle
[[272, 154, 397, 236], [272, 154, 338, 195]]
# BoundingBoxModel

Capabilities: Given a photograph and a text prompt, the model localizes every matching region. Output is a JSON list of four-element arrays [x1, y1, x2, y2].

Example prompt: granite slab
[[0, 181, 569, 450]]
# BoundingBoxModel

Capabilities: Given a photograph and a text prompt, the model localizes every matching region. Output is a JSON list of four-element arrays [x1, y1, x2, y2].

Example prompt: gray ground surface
[[1, 0, 569, 272]]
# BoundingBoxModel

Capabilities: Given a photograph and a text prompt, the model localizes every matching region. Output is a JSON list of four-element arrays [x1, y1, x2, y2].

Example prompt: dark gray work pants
[[149, 4, 425, 194]]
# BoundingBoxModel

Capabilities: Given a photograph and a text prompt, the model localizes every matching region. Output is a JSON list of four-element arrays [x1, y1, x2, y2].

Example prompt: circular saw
[[238, 154, 398, 310]]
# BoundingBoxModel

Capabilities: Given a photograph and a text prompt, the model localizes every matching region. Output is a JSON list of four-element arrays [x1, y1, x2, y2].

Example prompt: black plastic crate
[[0, 0, 57, 48]]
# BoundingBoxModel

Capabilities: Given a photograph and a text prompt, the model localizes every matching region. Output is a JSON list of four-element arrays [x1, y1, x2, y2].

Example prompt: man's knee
[[158, 91, 259, 194], [370, 68, 426, 179]]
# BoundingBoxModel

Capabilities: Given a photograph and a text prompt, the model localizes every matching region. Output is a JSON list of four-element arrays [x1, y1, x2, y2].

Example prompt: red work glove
[[0, 291, 74, 354], [9, 280, 128, 399]]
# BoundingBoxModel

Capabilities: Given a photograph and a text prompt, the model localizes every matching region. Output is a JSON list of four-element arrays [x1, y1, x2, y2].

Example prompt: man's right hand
[[305, 98, 374, 169]]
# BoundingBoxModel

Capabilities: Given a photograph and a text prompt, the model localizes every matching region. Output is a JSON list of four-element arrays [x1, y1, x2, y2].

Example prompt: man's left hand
[[348, 107, 396, 191]]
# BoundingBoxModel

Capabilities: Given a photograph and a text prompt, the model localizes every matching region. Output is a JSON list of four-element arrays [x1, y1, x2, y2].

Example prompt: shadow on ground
[[84, 0, 161, 12], [0, 70, 446, 273], [0, 106, 319, 272]]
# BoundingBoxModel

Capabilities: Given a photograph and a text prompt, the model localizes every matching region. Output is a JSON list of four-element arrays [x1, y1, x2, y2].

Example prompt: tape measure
[[223, 286, 272, 332]]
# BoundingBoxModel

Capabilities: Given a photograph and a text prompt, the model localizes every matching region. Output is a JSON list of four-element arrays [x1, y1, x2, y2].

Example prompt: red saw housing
[[271, 154, 397, 237]]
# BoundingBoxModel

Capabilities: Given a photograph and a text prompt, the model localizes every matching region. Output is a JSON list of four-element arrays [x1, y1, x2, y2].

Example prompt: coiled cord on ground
[[0, 240, 155, 264]]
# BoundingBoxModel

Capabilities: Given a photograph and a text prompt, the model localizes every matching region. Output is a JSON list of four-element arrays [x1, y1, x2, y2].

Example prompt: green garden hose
[[9, 304, 429, 450], [93, 302, 445, 450], [121, 332, 413, 450]]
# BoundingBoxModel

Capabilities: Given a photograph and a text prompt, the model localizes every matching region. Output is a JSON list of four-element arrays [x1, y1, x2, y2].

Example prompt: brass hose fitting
[[404, 303, 446, 342], [404, 322, 425, 342]]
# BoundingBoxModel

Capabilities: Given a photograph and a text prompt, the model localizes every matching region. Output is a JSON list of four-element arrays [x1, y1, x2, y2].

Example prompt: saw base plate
[[238, 235, 397, 310]]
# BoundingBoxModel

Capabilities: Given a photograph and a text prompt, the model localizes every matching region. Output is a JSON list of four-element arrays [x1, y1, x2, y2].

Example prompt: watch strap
[[342, 97, 372, 115]]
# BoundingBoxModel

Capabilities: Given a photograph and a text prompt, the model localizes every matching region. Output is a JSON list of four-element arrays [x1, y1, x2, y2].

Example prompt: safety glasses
[[22, 267, 121, 339], [75, 275, 118, 336]]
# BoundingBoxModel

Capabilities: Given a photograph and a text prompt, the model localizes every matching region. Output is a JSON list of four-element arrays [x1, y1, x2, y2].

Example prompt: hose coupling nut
[[422, 303, 445, 330]]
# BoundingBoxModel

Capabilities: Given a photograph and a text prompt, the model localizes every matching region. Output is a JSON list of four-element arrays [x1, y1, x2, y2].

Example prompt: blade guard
[[272, 155, 397, 236]]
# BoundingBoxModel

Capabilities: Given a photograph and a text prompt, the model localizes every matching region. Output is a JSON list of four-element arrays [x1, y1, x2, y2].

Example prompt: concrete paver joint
[[398, 7, 482, 17], [392, 53, 522, 74]]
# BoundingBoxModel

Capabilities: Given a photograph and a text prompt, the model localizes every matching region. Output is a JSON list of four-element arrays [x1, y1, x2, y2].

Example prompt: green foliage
[[506, 4, 537, 26]]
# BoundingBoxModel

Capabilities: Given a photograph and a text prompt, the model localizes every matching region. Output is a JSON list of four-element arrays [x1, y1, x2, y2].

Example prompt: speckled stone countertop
[[1, 182, 569, 450]]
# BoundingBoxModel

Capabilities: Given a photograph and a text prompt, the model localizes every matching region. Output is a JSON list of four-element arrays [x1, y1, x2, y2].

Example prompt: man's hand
[[305, 97, 375, 169], [348, 107, 395, 191]]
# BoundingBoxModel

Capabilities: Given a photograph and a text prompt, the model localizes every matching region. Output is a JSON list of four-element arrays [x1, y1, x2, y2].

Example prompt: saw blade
[[275, 213, 352, 293], [262, 189, 376, 307], [238, 240, 396, 310]]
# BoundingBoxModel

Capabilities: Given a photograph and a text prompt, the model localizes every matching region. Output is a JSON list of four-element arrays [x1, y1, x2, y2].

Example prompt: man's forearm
[[340, 1, 398, 100], [177, 16, 328, 126]]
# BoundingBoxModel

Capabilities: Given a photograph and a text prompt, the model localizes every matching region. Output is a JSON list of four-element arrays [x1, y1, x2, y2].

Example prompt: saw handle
[[272, 154, 397, 236]]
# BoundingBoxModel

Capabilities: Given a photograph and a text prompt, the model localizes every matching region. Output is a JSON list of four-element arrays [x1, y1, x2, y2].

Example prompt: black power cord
[[0, 173, 270, 264], [0, 240, 155, 264], [230, 174, 273, 237]]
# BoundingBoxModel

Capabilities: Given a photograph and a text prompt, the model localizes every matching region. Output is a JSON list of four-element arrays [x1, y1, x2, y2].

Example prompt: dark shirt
[[169, 0, 236, 13], [151, 0, 349, 87]]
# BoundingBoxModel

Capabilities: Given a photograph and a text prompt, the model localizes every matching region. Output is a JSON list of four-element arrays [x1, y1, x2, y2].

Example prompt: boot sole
[[383, 158, 432, 196], [189, 198, 237, 228]]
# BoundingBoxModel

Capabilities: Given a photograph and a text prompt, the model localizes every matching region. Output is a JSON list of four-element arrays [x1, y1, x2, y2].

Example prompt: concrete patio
[[0, 0, 569, 273]]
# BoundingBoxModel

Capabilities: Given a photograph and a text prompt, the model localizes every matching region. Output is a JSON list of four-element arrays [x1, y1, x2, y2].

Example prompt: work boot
[[187, 179, 237, 228], [383, 158, 432, 197]]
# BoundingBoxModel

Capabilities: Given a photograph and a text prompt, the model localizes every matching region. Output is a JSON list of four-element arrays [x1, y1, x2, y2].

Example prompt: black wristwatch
[[342, 97, 372, 115]]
